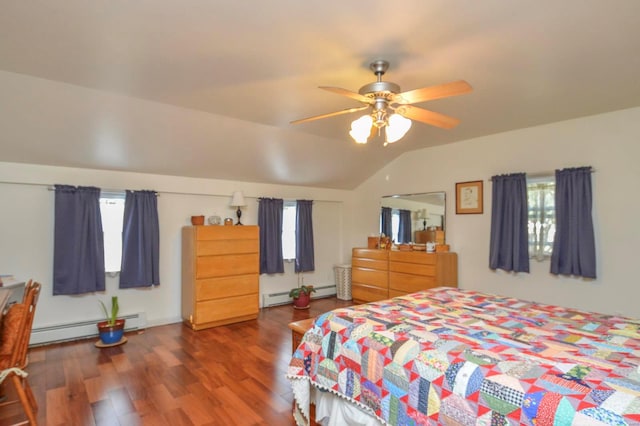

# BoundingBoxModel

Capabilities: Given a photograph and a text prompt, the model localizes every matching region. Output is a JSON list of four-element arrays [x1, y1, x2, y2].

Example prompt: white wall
[[0, 162, 354, 330], [3, 106, 638, 334], [351, 107, 640, 318]]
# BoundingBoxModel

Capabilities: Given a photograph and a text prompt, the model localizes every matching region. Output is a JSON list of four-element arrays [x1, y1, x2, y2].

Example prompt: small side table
[[288, 317, 315, 353]]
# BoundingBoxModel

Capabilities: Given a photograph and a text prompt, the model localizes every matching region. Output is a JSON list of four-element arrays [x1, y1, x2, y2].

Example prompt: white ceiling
[[1, 1, 639, 189]]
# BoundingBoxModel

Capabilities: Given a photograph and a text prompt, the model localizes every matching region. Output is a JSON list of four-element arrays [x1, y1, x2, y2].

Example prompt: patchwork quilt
[[287, 287, 640, 425]]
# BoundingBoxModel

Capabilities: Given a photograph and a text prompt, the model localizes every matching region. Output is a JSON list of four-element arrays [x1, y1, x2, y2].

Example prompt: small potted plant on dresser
[[96, 296, 126, 347], [288, 285, 316, 309]]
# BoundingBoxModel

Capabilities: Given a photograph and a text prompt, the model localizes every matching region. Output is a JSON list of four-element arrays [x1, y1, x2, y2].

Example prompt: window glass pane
[[282, 203, 296, 260], [527, 179, 555, 259], [391, 210, 400, 243], [100, 193, 125, 272]]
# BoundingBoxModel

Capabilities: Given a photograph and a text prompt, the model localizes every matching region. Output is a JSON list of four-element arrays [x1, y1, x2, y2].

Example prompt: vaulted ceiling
[[1, 1, 639, 189]]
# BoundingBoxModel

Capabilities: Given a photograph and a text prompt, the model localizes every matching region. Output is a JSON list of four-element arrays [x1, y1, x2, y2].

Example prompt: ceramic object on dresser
[[191, 215, 205, 225]]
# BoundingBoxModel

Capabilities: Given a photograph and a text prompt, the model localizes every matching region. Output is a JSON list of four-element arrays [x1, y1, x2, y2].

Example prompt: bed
[[287, 287, 640, 425]]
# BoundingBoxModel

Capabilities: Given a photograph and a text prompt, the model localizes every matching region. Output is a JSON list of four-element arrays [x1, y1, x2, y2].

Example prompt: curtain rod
[[0, 180, 218, 197], [487, 168, 596, 181], [0, 180, 343, 203]]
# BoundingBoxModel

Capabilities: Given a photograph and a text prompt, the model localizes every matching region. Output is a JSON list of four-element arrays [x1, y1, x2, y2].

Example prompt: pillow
[[0, 303, 27, 357]]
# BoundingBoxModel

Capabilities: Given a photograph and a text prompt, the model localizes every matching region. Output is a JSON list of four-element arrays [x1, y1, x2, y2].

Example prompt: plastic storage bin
[[334, 264, 352, 301]]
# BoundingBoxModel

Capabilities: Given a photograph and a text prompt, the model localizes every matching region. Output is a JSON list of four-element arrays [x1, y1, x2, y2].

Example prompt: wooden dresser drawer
[[196, 239, 258, 256], [196, 253, 259, 278], [389, 271, 436, 294], [352, 248, 388, 261], [352, 257, 387, 271], [388, 289, 407, 299], [388, 261, 435, 276], [389, 251, 436, 264], [352, 283, 388, 303], [196, 225, 258, 241], [195, 274, 258, 301], [195, 294, 259, 324], [352, 267, 387, 289]]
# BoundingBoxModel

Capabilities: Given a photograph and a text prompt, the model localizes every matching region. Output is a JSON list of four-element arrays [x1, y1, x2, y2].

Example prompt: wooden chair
[[0, 280, 41, 425]]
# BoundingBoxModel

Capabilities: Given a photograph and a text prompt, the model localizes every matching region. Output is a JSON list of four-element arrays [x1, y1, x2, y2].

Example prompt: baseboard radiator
[[30, 312, 147, 346], [262, 284, 337, 307]]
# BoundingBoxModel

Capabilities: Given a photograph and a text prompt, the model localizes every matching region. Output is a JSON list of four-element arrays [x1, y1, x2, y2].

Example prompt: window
[[282, 201, 296, 260], [527, 177, 555, 260], [378, 209, 401, 243], [99, 192, 125, 273], [391, 210, 400, 243]]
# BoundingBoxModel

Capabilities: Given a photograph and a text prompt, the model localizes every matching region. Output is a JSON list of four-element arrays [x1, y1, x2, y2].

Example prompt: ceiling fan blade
[[395, 80, 473, 104], [290, 105, 369, 125], [319, 86, 372, 104], [397, 105, 461, 129]]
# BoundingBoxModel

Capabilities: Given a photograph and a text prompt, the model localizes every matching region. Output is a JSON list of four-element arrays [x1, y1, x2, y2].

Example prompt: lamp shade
[[385, 114, 412, 144], [230, 191, 246, 207], [349, 115, 373, 144]]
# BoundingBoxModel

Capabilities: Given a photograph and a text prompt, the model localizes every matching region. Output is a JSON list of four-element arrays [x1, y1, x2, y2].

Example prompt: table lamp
[[230, 191, 246, 225]]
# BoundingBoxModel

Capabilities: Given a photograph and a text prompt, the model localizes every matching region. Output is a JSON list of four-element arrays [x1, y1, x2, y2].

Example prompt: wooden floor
[[0, 297, 353, 426]]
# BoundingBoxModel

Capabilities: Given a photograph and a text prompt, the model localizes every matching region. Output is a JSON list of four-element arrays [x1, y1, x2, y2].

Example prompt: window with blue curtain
[[295, 200, 314, 272], [282, 202, 297, 260], [53, 185, 106, 295], [119, 190, 160, 288], [527, 178, 555, 260]]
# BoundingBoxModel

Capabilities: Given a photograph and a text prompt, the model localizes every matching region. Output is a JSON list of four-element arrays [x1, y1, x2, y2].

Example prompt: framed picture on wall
[[456, 180, 483, 214]]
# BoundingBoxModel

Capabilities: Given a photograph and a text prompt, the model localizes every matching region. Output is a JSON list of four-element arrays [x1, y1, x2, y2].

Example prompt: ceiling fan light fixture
[[291, 60, 471, 146], [385, 114, 412, 144], [349, 115, 373, 144]]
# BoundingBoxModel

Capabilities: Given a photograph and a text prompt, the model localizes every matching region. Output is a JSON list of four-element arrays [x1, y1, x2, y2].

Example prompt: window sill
[[529, 256, 550, 262]]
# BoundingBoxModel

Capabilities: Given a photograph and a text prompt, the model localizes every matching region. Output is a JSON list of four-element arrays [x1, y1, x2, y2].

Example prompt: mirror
[[380, 192, 446, 243]]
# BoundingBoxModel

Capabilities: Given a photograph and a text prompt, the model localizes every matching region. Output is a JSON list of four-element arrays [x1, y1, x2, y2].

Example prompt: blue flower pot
[[97, 319, 125, 345]]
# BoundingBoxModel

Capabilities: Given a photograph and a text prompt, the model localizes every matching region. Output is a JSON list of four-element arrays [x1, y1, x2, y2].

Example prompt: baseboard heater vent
[[30, 312, 147, 346], [262, 284, 337, 307]]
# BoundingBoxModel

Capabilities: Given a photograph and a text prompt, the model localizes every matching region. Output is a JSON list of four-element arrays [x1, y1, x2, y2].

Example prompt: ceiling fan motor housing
[[358, 81, 401, 98], [359, 60, 401, 102]]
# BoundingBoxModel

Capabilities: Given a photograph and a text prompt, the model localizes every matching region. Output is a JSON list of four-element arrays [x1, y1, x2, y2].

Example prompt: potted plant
[[289, 285, 316, 309], [97, 296, 126, 345]]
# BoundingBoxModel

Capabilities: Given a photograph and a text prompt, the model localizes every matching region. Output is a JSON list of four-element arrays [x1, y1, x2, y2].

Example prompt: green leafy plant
[[99, 296, 120, 326], [288, 285, 316, 299]]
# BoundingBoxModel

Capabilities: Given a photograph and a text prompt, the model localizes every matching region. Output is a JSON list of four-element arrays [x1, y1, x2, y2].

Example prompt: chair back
[[0, 280, 41, 369]]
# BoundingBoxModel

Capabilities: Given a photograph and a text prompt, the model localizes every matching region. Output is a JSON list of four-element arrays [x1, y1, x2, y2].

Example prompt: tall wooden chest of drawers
[[182, 225, 259, 330]]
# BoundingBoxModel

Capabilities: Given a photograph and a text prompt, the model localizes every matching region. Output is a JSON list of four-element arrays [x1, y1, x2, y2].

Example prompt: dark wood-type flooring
[[0, 297, 353, 426]]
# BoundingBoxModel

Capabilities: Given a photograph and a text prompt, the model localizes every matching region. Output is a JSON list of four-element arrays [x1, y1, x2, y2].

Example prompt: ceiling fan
[[291, 60, 472, 145]]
